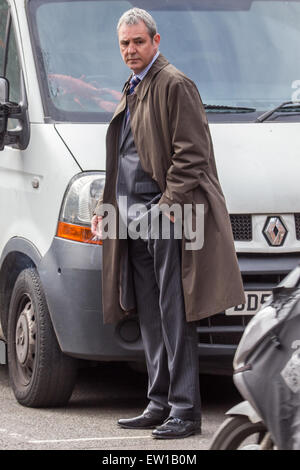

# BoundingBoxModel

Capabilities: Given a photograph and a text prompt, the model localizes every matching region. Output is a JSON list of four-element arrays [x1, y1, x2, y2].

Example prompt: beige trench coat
[[94, 54, 245, 324]]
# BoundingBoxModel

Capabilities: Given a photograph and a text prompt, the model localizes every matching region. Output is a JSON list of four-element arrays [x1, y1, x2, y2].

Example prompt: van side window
[[0, 0, 8, 75], [6, 19, 21, 104]]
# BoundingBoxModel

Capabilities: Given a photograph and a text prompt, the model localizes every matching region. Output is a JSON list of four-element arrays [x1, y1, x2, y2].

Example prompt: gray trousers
[[128, 215, 201, 421]]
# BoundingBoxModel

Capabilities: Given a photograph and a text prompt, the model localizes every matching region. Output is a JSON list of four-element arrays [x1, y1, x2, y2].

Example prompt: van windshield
[[28, 0, 300, 123]]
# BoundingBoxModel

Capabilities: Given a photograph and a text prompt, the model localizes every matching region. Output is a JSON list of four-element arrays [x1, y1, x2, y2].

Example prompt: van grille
[[197, 270, 287, 348], [197, 313, 252, 346], [230, 214, 252, 241], [231, 214, 300, 242]]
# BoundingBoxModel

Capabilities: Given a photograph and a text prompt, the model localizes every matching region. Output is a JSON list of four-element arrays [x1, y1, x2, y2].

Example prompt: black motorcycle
[[210, 265, 300, 450]]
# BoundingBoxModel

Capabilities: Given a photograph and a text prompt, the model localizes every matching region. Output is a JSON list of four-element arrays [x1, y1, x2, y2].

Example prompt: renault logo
[[263, 216, 287, 246]]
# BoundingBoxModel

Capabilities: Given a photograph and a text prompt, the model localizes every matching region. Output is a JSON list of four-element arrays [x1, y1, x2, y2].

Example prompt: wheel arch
[[0, 238, 42, 340]]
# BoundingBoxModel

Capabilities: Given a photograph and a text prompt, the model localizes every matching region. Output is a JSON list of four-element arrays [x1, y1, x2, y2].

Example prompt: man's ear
[[153, 33, 161, 50]]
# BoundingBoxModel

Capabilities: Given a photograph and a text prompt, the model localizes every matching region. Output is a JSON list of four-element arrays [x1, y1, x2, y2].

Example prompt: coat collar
[[111, 54, 169, 123], [124, 54, 169, 101]]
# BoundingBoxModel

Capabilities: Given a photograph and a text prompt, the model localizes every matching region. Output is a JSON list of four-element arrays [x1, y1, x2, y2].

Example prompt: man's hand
[[91, 215, 103, 239], [162, 212, 175, 223]]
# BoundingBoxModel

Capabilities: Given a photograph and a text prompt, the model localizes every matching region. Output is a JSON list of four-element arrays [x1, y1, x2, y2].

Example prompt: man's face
[[118, 21, 160, 74]]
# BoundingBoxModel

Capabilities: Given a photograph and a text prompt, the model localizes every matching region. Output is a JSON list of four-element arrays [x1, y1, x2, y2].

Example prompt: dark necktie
[[125, 75, 141, 124]]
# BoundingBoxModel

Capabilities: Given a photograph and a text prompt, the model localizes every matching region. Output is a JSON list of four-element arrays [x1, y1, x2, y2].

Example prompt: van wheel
[[7, 267, 77, 407]]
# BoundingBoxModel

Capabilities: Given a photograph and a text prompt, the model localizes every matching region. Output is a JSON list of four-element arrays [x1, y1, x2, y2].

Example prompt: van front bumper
[[38, 240, 300, 374], [38, 237, 144, 361]]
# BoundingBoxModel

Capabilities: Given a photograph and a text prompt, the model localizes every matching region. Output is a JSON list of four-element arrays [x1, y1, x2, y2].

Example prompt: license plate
[[225, 291, 272, 315]]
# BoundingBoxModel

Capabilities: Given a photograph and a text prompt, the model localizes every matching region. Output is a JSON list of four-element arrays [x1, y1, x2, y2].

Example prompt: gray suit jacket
[[116, 115, 162, 227], [116, 115, 162, 311]]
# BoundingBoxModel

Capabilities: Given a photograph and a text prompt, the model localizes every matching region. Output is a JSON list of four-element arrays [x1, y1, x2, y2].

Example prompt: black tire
[[209, 415, 268, 450], [7, 267, 78, 407]]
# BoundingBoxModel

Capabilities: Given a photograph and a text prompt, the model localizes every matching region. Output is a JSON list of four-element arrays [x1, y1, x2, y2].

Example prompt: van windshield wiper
[[255, 101, 300, 123], [204, 104, 256, 113]]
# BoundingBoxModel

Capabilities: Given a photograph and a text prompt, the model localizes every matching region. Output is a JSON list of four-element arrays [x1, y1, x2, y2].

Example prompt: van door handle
[[32, 177, 40, 189]]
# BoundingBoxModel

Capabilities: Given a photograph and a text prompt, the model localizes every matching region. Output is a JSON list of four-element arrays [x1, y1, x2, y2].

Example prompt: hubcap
[[16, 313, 29, 364], [15, 297, 37, 381]]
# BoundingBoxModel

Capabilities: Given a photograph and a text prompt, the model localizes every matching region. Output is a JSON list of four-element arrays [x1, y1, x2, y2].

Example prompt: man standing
[[91, 8, 245, 439]]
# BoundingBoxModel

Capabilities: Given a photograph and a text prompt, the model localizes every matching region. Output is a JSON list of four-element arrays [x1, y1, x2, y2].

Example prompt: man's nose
[[127, 42, 137, 54]]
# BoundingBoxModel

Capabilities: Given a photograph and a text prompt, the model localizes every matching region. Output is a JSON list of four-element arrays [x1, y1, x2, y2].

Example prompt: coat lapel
[[118, 55, 169, 149], [134, 54, 169, 102], [119, 112, 131, 150]]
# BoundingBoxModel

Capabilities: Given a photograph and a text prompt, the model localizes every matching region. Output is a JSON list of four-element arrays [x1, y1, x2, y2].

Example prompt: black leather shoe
[[152, 417, 201, 439], [118, 411, 166, 429]]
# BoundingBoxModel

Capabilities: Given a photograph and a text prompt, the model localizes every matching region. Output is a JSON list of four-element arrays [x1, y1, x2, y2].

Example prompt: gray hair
[[117, 8, 157, 39]]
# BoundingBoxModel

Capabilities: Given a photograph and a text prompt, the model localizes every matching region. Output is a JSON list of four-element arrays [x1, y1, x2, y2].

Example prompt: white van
[[1, 0, 300, 406]]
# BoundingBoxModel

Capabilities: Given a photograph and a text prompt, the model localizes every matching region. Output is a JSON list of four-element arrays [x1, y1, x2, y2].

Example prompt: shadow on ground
[[69, 362, 241, 410]]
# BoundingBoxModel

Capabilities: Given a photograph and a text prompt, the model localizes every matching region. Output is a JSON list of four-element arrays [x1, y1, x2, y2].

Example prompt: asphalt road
[[0, 362, 241, 452]]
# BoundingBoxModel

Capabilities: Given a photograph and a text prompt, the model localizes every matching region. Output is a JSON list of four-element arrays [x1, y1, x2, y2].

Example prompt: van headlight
[[56, 172, 105, 245]]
